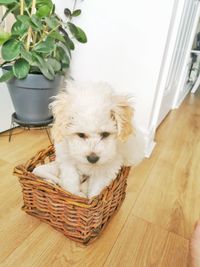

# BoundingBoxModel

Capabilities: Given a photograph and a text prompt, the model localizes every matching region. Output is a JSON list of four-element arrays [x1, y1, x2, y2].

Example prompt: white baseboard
[[142, 83, 193, 158], [139, 126, 156, 158], [145, 140, 156, 158], [173, 83, 192, 109]]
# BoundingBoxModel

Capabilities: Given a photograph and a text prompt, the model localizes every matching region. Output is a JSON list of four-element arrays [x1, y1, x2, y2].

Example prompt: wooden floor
[[0, 90, 199, 267]]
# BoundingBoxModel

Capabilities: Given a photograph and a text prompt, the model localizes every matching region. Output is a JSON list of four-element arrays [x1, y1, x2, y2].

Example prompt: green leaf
[[25, 0, 32, 8], [37, 64, 54, 80], [17, 15, 31, 27], [0, 70, 14, 82], [56, 46, 70, 67], [13, 58, 30, 79], [9, 2, 20, 17], [11, 20, 28, 35], [52, 4, 55, 14], [45, 16, 60, 29], [47, 58, 61, 72], [36, 5, 52, 18], [64, 8, 71, 18], [36, 0, 53, 9], [74, 26, 87, 43], [64, 35, 74, 51], [34, 37, 55, 54], [20, 47, 33, 64], [0, 32, 11, 45], [48, 31, 65, 42], [67, 22, 77, 35], [32, 53, 54, 80], [67, 22, 87, 43], [0, 0, 16, 4], [72, 9, 81, 17], [59, 27, 74, 51], [75, 26, 87, 43], [29, 66, 41, 74], [31, 14, 43, 30], [1, 39, 21, 61], [47, 63, 54, 76]]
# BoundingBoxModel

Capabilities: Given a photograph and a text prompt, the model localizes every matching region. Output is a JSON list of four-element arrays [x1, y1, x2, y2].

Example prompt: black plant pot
[[3, 66, 63, 124]]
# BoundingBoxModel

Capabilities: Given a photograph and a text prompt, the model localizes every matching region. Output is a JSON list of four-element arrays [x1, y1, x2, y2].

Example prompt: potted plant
[[0, 0, 87, 124]]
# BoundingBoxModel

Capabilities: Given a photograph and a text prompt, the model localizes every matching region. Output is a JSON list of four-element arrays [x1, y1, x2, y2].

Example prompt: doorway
[[150, 0, 200, 132]]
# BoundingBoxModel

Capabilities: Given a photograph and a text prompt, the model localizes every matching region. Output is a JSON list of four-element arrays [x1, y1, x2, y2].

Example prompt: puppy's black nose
[[87, 153, 99, 164]]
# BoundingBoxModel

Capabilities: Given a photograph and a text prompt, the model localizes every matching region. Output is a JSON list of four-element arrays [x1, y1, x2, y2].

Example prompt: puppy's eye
[[100, 132, 110, 139], [77, 133, 87, 139]]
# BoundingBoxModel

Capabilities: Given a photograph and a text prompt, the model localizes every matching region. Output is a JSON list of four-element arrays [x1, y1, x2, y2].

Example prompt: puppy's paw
[[88, 182, 104, 198], [88, 194, 96, 198], [44, 177, 60, 185], [87, 191, 99, 198], [33, 163, 60, 183], [76, 191, 87, 198], [60, 182, 86, 198]]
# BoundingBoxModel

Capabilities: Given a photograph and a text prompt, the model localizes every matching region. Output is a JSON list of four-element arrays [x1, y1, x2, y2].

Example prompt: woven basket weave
[[14, 145, 131, 245]]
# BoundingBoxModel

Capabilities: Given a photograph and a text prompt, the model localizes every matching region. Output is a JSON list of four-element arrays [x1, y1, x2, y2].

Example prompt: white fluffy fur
[[33, 81, 145, 198]]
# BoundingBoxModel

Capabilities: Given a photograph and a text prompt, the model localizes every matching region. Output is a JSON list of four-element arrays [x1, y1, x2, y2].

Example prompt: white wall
[[55, 0, 175, 152], [0, 83, 14, 133], [0, 8, 14, 133], [0, 1, 175, 144]]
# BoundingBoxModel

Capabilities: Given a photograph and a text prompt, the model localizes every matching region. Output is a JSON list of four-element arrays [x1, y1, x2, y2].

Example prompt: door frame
[[146, 0, 200, 156]]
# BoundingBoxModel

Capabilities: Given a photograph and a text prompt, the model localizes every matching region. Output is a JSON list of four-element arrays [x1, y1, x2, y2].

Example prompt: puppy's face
[[66, 111, 118, 165], [51, 82, 134, 166]]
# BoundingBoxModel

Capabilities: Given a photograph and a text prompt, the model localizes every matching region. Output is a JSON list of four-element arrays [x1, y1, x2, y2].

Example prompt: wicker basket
[[14, 145, 131, 245]]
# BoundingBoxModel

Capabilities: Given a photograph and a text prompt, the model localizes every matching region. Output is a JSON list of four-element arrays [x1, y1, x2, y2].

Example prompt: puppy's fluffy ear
[[49, 92, 70, 143], [111, 95, 134, 142]]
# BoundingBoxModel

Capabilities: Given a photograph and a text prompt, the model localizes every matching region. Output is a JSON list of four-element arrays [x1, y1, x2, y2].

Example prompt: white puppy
[[33, 81, 145, 198]]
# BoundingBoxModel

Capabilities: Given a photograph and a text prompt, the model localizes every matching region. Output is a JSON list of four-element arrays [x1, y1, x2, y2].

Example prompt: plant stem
[[19, 32, 28, 42], [32, 25, 60, 47], [72, 0, 77, 12], [26, 0, 36, 51], [25, 7, 31, 17], [30, 0, 36, 17], [20, 0, 24, 15], [33, 31, 37, 45]]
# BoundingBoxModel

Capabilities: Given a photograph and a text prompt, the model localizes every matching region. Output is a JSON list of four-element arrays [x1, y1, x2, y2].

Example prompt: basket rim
[[14, 145, 131, 205]]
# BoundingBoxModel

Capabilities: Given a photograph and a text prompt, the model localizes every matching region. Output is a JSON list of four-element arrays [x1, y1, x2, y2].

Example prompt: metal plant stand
[[9, 113, 53, 143]]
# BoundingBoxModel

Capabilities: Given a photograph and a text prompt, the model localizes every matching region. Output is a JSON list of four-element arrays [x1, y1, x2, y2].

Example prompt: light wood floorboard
[[0, 91, 199, 267]]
